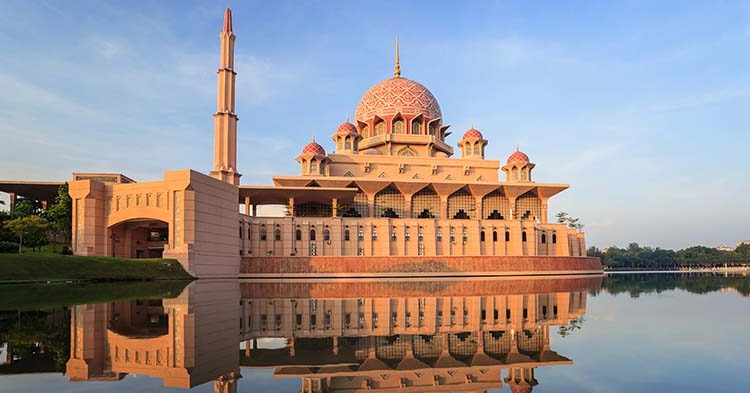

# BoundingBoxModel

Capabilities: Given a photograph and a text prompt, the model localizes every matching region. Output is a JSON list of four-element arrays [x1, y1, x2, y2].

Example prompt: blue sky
[[0, 1, 749, 249]]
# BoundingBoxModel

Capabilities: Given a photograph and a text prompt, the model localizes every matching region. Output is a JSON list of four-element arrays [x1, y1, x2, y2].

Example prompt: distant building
[[716, 244, 735, 252]]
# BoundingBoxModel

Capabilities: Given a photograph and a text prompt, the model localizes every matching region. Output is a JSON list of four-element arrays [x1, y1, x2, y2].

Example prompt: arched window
[[482, 190, 509, 220], [411, 120, 422, 134], [361, 124, 370, 137], [516, 191, 542, 220], [492, 230, 498, 242], [393, 119, 405, 134], [390, 227, 397, 241], [324, 229, 330, 242], [309, 229, 316, 241], [512, 167, 519, 180], [505, 231, 510, 242], [480, 230, 486, 242], [465, 143, 472, 155], [522, 231, 527, 242], [345, 138, 351, 150], [375, 121, 385, 135], [357, 226, 364, 240], [428, 124, 436, 136], [320, 161, 326, 175], [310, 160, 318, 174], [260, 226, 267, 241], [552, 234, 557, 244], [374, 186, 404, 218], [295, 228, 302, 241], [520, 169, 527, 180], [447, 188, 475, 219], [274, 228, 281, 241], [411, 187, 439, 219], [344, 229, 350, 241], [541, 233, 546, 244], [473, 145, 480, 156]]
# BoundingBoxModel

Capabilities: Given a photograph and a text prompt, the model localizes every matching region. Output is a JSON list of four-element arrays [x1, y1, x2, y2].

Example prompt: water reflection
[[57, 276, 601, 392]]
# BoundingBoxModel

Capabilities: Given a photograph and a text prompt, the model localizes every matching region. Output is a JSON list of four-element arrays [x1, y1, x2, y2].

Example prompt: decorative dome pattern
[[354, 77, 442, 123], [301, 140, 326, 155], [507, 149, 530, 165], [336, 121, 358, 135], [462, 128, 483, 139]]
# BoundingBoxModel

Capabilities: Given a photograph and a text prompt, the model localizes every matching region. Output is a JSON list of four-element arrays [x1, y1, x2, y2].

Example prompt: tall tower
[[210, 8, 241, 185]]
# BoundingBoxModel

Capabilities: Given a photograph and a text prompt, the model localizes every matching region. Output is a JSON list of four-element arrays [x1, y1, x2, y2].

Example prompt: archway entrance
[[108, 219, 169, 259]]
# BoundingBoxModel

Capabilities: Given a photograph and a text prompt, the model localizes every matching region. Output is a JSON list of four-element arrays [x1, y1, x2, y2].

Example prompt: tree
[[44, 183, 72, 250], [556, 211, 584, 230], [4, 216, 49, 253], [11, 199, 36, 218]]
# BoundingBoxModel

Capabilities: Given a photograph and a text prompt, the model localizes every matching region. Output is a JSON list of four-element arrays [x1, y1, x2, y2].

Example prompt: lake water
[[0, 272, 748, 392]]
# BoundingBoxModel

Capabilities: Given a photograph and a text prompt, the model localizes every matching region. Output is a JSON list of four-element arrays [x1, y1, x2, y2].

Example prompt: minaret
[[210, 8, 241, 185]]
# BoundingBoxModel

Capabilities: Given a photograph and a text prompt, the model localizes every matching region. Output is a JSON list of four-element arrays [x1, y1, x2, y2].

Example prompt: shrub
[[0, 241, 18, 253]]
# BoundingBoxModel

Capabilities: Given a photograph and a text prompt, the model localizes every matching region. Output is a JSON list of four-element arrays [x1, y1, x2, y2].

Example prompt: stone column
[[8, 192, 15, 213], [331, 198, 338, 218], [288, 198, 295, 217], [244, 196, 251, 216]]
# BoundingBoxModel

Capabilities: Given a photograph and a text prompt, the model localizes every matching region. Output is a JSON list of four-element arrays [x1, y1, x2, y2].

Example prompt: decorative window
[[480, 230, 486, 242], [274, 228, 281, 241], [342, 191, 367, 218], [493, 230, 498, 242], [411, 187, 439, 218], [358, 226, 364, 241], [310, 160, 318, 174], [371, 226, 378, 240], [310, 242, 317, 256], [429, 124, 436, 135], [436, 227, 443, 242], [295, 228, 302, 241], [344, 229, 350, 241], [239, 225, 243, 239], [375, 121, 385, 135], [320, 161, 326, 175], [418, 227, 424, 241], [516, 191, 541, 220], [482, 190, 509, 220], [323, 229, 330, 242], [512, 167, 519, 181], [522, 231, 527, 242], [260, 226, 267, 241], [405, 226, 411, 241], [361, 124, 370, 137], [310, 229, 316, 241], [473, 145, 480, 155], [391, 227, 397, 241], [462, 228, 468, 243], [541, 233, 547, 244], [411, 120, 422, 134], [374, 186, 404, 218], [294, 202, 332, 217], [505, 231, 510, 242], [393, 119, 405, 134], [449, 227, 455, 243], [447, 188, 475, 219], [345, 139, 351, 150], [552, 234, 557, 244]]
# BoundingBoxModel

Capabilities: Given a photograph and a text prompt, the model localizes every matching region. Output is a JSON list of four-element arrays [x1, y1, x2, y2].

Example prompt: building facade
[[0, 8, 594, 278]]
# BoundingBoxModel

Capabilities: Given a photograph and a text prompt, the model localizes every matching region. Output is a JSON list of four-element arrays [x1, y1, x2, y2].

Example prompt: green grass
[[0, 251, 194, 282]]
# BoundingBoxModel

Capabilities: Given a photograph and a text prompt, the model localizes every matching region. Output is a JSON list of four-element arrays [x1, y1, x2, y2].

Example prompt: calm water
[[0, 272, 748, 393]]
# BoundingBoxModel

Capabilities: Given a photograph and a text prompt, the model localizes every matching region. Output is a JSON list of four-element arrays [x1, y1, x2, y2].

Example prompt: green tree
[[11, 199, 36, 218], [4, 216, 49, 253], [44, 183, 72, 250], [556, 211, 584, 230]]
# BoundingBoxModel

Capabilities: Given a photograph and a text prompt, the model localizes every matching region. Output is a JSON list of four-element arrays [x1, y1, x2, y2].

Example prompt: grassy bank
[[0, 252, 194, 283]]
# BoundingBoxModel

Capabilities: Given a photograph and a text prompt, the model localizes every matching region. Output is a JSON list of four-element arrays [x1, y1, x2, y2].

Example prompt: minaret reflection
[[240, 276, 600, 392], [64, 276, 600, 392]]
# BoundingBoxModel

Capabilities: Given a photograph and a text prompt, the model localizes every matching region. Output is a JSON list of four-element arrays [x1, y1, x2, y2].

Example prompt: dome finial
[[394, 35, 401, 78]]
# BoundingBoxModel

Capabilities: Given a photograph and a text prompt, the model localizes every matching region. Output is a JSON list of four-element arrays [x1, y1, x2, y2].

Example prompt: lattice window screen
[[482, 190, 509, 220], [516, 192, 541, 220], [294, 202, 332, 217], [374, 187, 405, 218], [411, 188, 440, 218], [447, 189, 476, 219], [342, 191, 368, 217]]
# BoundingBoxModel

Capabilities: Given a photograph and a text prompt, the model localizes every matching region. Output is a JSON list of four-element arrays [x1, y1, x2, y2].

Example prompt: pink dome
[[336, 121, 358, 135], [354, 77, 441, 123], [463, 127, 483, 139], [301, 140, 326, 155], [507, 148, 530, 164]]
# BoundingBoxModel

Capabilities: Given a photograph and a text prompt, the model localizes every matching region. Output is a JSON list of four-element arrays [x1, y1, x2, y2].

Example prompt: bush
[[0, 241, 17, 253]]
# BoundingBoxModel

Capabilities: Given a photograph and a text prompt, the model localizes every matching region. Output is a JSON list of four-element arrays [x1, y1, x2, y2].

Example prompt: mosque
[[0, 9, 599, 278]]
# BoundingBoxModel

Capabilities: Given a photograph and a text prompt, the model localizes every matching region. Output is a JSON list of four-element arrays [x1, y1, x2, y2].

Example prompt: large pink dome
[[354, 77, 442, 123]]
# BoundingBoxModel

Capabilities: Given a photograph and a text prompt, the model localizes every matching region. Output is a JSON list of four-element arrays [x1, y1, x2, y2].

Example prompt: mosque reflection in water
[[66, 276, 600, 392]]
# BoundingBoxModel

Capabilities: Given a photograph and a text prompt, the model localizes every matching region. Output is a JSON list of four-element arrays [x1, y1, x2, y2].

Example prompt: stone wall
[[241, 255, 602, 277]]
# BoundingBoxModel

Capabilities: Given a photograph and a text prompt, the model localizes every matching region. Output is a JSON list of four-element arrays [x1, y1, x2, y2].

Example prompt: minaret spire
[[210, 8, 241, 185], [394, 35, 401, 78]]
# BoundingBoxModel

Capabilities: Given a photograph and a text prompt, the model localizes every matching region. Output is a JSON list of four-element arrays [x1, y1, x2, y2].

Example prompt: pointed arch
[[392, 114, 405, 134], [516, 190, 541, 220], [374, 185, 404, 218], [482, 189, 509, 220], [411, 186, 440, 219], [447, 187, 475, 219]]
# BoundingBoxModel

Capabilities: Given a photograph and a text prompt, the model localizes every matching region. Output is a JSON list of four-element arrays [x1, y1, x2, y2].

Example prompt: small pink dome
[[507, 148, 530, 164], [301, 140, 326, 155], [463, 127, 483, 139], [336, 121, 358, 135]]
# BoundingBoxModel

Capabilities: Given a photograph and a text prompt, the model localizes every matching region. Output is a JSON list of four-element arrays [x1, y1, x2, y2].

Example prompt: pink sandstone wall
[[241, 255, 602, 277]]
